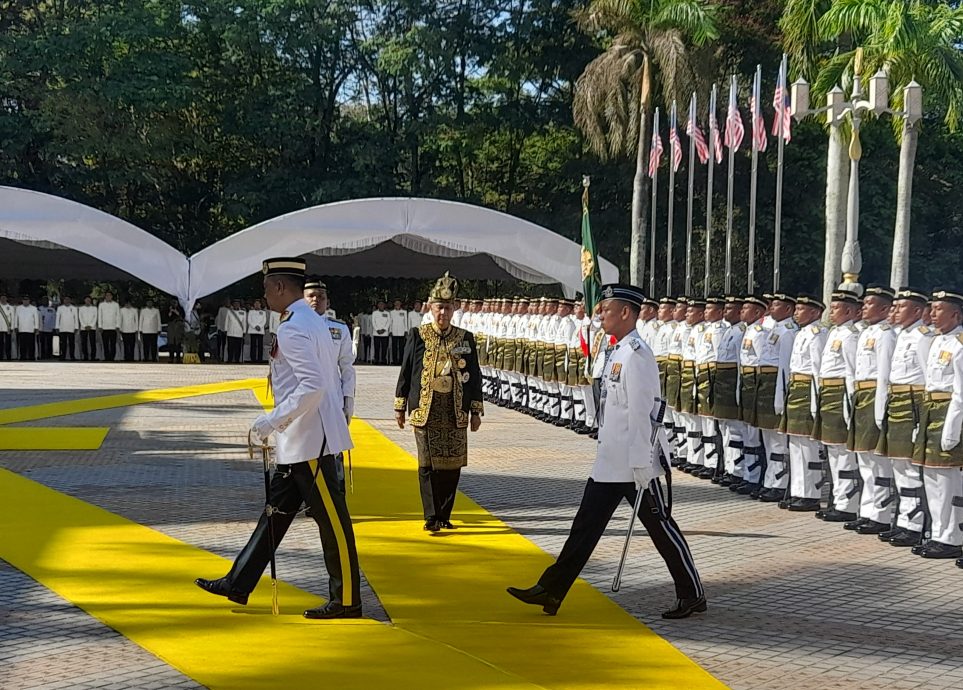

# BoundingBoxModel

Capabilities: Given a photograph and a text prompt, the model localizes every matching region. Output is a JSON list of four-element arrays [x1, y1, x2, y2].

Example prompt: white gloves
[[251, 415, 274, 443], [941, 436, 960, 453], [343, 397, 355, 425]]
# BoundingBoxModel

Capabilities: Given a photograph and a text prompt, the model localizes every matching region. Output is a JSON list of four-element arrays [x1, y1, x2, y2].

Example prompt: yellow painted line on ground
[[348, 420, 726, 690], [0, 378, 268, 426], [0, 467, 543, 690], [0, 427, 109, 450]]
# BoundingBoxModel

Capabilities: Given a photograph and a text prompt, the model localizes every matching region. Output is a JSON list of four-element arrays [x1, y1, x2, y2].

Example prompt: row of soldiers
[[645, 286, 963, 566], [469, 286, 963, 566], [461, 296, 600, 435]]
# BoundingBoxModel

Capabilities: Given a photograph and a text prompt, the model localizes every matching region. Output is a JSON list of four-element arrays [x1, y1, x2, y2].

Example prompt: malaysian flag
[[772, 55, 792, 142], [708, 91, 723, 163], [724, 77, 744, 151], [669, 102, 683, 172], [751, 68, 768, 152], [648, 107, 664, 177], [686, 94, 709, 164]]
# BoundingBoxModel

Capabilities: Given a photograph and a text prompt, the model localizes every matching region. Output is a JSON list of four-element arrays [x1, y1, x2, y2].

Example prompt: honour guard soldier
[[734, 296, 769, 496], [247, 299, 268, 363], [638, 298, 660, 348], [912, 288, 963, 560], [814, 290, 863, 521], [389, 299, 409, 364], [653, 298, 679, 460], [876, 287, 933, 546], [215, 299, 230, 362], [0, 294, 14, 360], [678, 298, 707, 474], [97, 291, 121, 361], [196, 257, 361, 619], [694, 296, 726, 479], [756, 293, 798, 503], [666, 299, 690, 465], [38, 297, 56, 360], [304, 279, 356, 426], [120, 300, 140, 362], [781, 294, 828, 510], [395, 272, 484, 531], [507, 284, 704, 619], [715, 296, 746, 487], [541, 298, 562, 422], [846, 284, 898, 534], [55, 295, 80, 361], [225, 298, 247, 364], [555, 299, 578, 427], [371, 301, 390, 365]]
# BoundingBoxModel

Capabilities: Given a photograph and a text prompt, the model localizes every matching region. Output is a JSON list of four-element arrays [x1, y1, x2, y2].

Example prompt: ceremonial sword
[[612, 399, 667, 593], [248, 430, 280, 615]]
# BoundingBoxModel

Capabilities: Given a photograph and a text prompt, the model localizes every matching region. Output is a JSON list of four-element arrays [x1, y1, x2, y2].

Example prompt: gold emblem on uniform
[[609, 362, 622, 381], [831, 340, 842, 352], [939, 350, 952, 365], [864, 337, 876, 350], [581, 248, 595, 280], [457, 358, 467, 369]]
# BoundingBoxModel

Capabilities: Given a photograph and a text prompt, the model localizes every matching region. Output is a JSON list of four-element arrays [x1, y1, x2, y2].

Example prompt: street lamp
[[791, 59, 922, 295]]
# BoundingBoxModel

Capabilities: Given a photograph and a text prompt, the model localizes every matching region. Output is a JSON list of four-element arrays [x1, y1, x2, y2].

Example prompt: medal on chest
[[609, 362, 622, 382]]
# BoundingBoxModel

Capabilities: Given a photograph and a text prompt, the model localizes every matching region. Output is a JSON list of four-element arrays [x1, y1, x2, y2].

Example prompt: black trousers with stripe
[[225, 456, 361, 608], [539, 478, 703, 603]]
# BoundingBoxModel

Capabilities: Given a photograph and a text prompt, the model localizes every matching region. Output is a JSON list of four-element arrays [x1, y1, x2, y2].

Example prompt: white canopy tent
[[0, 189, 619, 310]]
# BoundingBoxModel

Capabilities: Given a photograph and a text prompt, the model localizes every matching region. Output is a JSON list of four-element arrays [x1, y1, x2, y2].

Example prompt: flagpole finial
[[582, 175, 591, 188]]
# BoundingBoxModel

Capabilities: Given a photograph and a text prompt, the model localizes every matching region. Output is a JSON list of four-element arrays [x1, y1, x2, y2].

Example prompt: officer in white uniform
[[38, 298, 56, 360], [15, 295, 39, 361], [225, 298, 247, 364], [195, 257, 360, 619], [97, 292, 121, 361], [782, 294, 828, 510], [408, 301, 423, 331], [911, 288, 963, 561], [303, 279, 356, 424], [79, 296, 99, 361], [139, 300, 162, 362], [733, 296, 769, 496], [845, 284, 897, 534], [507, 283, 704, 620], [371, 301, 391, 364], [715, 296, 747, 487], [120, 300, 140, 362], [389, 299, 408, 364], [246, 299, 268, 363], [0, 294, 15, 360], [55, 295, 80, 360], [876, 287, 933, 546]]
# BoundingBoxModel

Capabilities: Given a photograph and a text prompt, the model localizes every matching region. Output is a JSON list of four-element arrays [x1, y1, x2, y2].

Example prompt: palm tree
[[573, 0, 719, 286], [780, 0, 850, 306], [815, 0, 963, 287]]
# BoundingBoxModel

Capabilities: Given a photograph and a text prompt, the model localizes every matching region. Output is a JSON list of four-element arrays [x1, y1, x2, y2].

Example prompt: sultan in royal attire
[[395, 272, 484, 532]]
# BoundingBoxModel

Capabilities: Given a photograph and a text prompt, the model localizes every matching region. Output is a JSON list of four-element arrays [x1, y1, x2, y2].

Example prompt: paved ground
[[3, 362, 963, 689]]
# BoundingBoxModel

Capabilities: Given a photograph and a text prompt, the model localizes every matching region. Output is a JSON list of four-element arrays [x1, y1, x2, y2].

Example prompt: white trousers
[[923, 466, 963, 546], [679, 413, 705, 466], [721, 420, 746, 477], [701, 417, 719, 471], [827, 445, 860, 513], [857, 451, 895, 523], [892, 459, 925, 532], [581, 385, 597, 427], [762, 429, 789, 489], [742, 425, 763, 484], [788, 435, 824, 499]]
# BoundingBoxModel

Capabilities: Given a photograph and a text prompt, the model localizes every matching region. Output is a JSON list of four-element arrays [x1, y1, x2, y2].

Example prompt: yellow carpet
[[0, 380, 725, 689], [0, 427, 108, 450], [0, 467, 543, 689]]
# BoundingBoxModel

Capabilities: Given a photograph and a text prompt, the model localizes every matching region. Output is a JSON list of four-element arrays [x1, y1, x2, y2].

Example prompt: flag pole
[[703, 84, 717, 298], [648, 106, 660, 297], [773, 54, 788, 291], [666, 102, 677, 296], [748, 65, 762, 293], [724, 75, 738, 294], [684, 94, 696, 295]]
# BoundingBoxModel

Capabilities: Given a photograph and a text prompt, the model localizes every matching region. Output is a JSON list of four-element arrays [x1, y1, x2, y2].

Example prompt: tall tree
[[572, 0, 720, 286]]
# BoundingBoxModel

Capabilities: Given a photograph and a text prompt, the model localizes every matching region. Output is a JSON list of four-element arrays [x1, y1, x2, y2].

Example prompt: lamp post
[[791, 59, 923, 296]]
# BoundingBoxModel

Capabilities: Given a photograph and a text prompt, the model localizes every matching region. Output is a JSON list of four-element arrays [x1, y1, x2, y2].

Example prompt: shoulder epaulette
[[279, 311, 293, 324], [957, 333, 963, 346], [753, 324, 763, 332], [629, 338, 642, 352], [879, 323, 892, 331], [810, 324, 820, 334], [919, 325, 933, 336], [848, 324, 859, 333]]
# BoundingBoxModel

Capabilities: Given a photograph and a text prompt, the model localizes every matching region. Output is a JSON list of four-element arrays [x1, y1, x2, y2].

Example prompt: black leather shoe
[[956, 556, 963, 568], [303, 602, 363, 619], [855, 519, 890, 535], [729, 480, 746, 493], [878, 527, 904, 542], [696, 467, 716, 479], [787, 498, 821, 512], [710, 473, 723, 485], [588, 431, 598, 440], [506, 585, 561, 615], [737, 482, 757, 496], [423, 519, 441, 532], [759, 488, 782, 503], [194, 577, 248, 605], [749, 485, 765, 499], [911, 540, 933, 556], [661, 596, 707, 619], [819, 509, 858, 522], [843, 517, 869, 531], [920, 541, 963, 559], [889, 530, 922, 547], [719, 474, 735, 487], [439, 520, 457, 530]]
